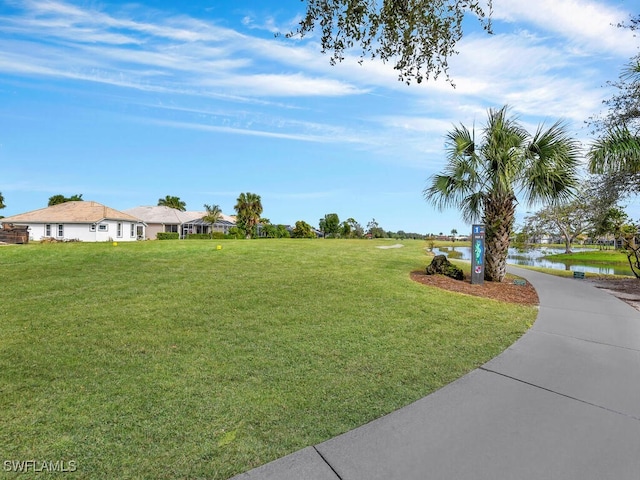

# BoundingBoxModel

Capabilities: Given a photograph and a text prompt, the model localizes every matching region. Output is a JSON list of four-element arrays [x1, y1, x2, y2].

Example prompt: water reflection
[[432, 246, 632, 276]]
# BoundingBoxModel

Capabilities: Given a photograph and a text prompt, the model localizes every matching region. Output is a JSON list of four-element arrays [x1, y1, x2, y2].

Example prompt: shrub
[[186, 234, 210, 240], [228, 227, 244, 239], [157, 232, 179, 240], [39, 237, 82, 243]]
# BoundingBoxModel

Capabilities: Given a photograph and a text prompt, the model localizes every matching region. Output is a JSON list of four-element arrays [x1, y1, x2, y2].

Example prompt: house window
[[98, 224, 108, 232], [165, 225, 178, 233], [90, 224, 96, 232], [45, 224, 51, 237], [130, 224, 135, 237], [117, 223, 122, 238], [57, 224, 64, 238]]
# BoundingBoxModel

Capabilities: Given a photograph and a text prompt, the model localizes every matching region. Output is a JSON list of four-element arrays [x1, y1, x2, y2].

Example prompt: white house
[[0, 201, 145, 242]]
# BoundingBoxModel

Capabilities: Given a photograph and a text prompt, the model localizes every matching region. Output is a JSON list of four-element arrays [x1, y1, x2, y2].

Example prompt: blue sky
[[0, 0, 637, 235]]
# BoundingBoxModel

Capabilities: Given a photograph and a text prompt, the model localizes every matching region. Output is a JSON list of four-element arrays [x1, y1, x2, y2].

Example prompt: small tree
[[619, 222, 640, 278], [202, 204, 222, 239], [319, 213, 340, 238], [158, 195, 186, 211], [48, 194, 83, 206], [260, 219, 277, 238], [227, 226, 244, 239], [525, 198, 593, 254], [291, 220, 316, 238], [342, 218, 363, 238], [276, 224, 290, 238], [592, 207, 630, 249], [366, 218, 386, 238], [0, 191, 5, 210]]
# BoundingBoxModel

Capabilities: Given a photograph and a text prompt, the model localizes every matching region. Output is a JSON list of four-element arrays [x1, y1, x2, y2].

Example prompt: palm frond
[[459, 191, 485, 224], [520, 120, 581, 205], [445, 124, 475, 159], [621, 59, 640, 82], [481, 105, 529, 196], [588, 126, 640, 174], [424, 150, 481, 212]]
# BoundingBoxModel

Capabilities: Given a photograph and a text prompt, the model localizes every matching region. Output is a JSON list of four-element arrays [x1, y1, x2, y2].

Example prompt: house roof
[[125, 206, 194, 224], [184, 217, 236, 227], [1, 201, 142, 224], [125, 206, 236, 224]]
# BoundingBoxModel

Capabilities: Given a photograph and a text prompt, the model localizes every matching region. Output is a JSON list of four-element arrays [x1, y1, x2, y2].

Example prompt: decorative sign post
[[471, 224, 485, 285]]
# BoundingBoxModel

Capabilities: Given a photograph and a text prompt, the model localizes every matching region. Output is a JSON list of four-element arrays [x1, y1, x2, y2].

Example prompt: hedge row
[[156, 232, 230, 240], [156, 232, 180, 240]]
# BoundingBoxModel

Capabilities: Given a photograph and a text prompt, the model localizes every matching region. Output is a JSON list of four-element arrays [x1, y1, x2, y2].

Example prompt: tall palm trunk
[[483, 194, 516, 282]]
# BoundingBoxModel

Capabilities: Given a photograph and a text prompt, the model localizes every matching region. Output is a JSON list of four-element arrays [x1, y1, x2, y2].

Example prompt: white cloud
[[201, 72, 366, 97], [141, 118, 371, 145], [376, 116, 452, 135], [491, 0, 637, 56], [0, 1, 366, 99], [0, 0, 630, 170]]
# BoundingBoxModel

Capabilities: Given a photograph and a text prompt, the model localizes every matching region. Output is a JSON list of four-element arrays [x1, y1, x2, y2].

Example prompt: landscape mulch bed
[[412, 270, 640, 313], [410, 271, 539, 306]]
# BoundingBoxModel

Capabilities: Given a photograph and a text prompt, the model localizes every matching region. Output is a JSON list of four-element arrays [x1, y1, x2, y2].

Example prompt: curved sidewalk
[[233, 267, 640, 479]]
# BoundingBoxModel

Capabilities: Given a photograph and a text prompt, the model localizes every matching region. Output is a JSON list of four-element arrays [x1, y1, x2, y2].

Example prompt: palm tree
[[202, 204, 222, 239], [589, 61, 640, 175], [158, 195, 186, 211], [588, 126, 640, 175], [0, 192, 5, 210], [424, 106, 581, 282], [234, 192, 263, 239]]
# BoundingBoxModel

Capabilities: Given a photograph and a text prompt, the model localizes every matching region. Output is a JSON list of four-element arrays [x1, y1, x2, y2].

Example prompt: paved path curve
[[233, 267, 640, 479]]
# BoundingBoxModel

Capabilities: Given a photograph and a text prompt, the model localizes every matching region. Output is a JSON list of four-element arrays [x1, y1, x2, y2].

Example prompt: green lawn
[[545, 248, 630, 265], [0, 239, 536, 479]]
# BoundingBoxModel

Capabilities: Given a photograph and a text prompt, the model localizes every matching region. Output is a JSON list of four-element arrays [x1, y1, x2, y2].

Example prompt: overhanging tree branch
[[286, 0, 493, 85]]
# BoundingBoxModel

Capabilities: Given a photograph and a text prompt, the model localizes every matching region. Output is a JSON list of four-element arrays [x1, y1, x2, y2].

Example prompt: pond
[[432, 246, 633, 276]]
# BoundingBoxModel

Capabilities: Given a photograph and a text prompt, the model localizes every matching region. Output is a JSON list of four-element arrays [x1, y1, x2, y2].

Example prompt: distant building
[[0, 201, 145, 242], [124, 206, 236, 239]]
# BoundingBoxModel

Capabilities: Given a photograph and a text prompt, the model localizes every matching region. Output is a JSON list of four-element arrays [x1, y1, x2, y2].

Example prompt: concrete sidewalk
[[232, 267, 640, 479]]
